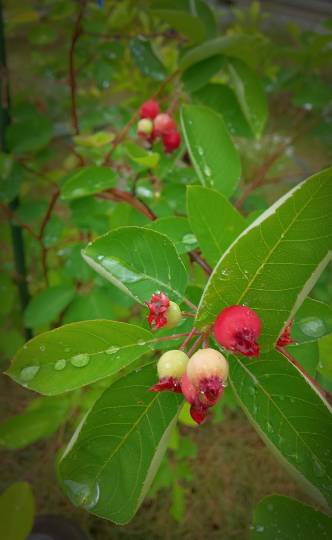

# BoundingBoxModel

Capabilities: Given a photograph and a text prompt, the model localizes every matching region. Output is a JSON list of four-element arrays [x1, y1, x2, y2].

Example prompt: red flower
[[147, 292, 170, 329]]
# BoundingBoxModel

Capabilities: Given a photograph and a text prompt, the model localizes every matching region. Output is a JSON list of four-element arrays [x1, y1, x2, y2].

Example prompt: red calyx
[[214, 305, 261, 357], [149, 376, 182, 393], [146, 292, 170, 330], [277, 320, 294, 347], [162, 130, 181, 153], [199, 376, 224, 407], [140, 99, 160, 120], [190, 399, 209, 425]]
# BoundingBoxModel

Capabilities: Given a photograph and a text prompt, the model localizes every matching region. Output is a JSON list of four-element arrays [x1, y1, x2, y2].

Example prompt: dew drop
[[197, 146, 204, 156], [313, 461, 325, 478], [203, 165, 211, 177], [39, 345, 46, 352], [54, 359, 67, 371], [182, 233, 197, 245], [248, 386, 256, 396], [137, 340, 146, 346], [64, 479, 100, 510], [70, 354, 90, 368], [266, 422, 273, 433], [106, 346, 120, 355], [20, 365, 40, 382], [299, 316, 326, 338], [256, 525, 264, 532]]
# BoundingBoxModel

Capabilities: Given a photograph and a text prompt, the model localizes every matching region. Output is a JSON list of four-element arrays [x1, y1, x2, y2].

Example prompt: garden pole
[[0, 1, 32, 340]]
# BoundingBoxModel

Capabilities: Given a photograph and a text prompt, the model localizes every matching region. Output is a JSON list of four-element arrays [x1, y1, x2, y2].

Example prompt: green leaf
[[6, 112, 53, 154], [7, 320, 153, 395], [317, 334, 332, 390], [0, 395, 72, 450], [0, 482, 35, 540], [63, 289, 116, 323], [74, 132, 115, 148], [187, 186, 246, 267], [130, 38, 166, 81], [179, 34, 264, 70], [58, 363, 182, 524], [61, 166, 117, 200], [82, 226, 188, 305], [181, 105, 241, 197], [288, 341, 319, 378], [146, 216, 197, 254], [193, 83, 252, 138], [292, 298, 332, 344], [0, 155, 24, 204], [196, 168, 332, 353], [182, 55, 225, 93], [230, 349, 332, 509], [251, 495, 332, 539], [24, 284, 76, 328], [152, 0, 216, 41], [227, 58, 268, 138], [152, 9, 205, 44], [125, 142, 160, 169]]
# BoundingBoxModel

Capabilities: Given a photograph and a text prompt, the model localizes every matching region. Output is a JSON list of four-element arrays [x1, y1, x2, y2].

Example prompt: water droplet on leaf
[[20, 365, 40, 382], [106, 346, 120, 355], [64, 479, 100, 510], [70, 354, 90, 368], [54, 359, 67, 371]]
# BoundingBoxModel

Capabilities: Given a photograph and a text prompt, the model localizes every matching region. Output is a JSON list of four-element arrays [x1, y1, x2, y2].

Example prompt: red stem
[[187, 334, 204, 357], [179, 327, 197, 351]]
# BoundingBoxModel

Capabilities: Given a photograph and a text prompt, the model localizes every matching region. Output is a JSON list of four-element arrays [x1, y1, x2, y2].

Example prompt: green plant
[[1, 0, 332, 535]]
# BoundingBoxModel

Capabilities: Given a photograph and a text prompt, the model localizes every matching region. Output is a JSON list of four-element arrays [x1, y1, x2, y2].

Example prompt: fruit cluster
[[137, 99, 181, 153]]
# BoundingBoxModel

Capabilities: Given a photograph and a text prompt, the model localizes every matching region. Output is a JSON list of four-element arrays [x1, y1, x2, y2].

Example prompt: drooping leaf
[[227, 58, 268, 138], [251, 495, 332, 539], [193, 83, 252, 137], [182, 55, 225, 93], [181, 105, 241, 197], [0, 395, 72, 450], [7, 320, 153, 395], [130, 38, 166, 81], [187, 186, 246, 267], [0, 482, 35, 540], [24, 284, 76, 328], [61, 166, 117, 200], [196, 168, 332, 353], [230, 349, 332, 509], [146, 216, 197, 254], [292, 298, 332, 344], [82, 226, 188, 305], [58, 363, 182, 524]]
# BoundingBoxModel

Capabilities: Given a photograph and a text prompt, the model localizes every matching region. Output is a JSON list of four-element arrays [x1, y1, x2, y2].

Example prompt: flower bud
[[214, 305, 261, 357]]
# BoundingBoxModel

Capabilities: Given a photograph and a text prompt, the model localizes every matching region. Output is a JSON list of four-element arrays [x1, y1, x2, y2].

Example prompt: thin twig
[[189, 249, 212, 275], [179, 327, 197, 351], [187, 334, 204, 357], [38, 188, 60, 240]]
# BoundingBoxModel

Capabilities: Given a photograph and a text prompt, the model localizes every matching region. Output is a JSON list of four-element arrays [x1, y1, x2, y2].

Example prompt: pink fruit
[[140, 99, 160, 119], [214, 305, 261, 357], [162, 130, 181, 153], [153, 113, 176, 136]]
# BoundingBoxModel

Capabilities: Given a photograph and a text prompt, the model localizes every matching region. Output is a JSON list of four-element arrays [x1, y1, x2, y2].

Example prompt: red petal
[[190, 399, 209, 424], [149, 376, 182, 393]]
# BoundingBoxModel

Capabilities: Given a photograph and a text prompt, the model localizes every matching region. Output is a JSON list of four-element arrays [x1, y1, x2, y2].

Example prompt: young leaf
[[24, 284, 75, 328], [196, 168, 332, 353], [230, 349, 332, 510], [58, 363, 183, 524], [182, 55, 225, 93], [0, 395, 72, 450], [181, 105, 241, 197], [82, 226, 188, 304], [193, 83, 252, 137], [129, 38, 166, 81], [7, 320, 153, 395], [0, 482, 35, 540], [60, 166, 117, 201], [228, 58, 268, 138], [251, 495, 332, 539], [125, 142, 160, 169], [292, 298, 332, 344], [187, 186, 246, 267]]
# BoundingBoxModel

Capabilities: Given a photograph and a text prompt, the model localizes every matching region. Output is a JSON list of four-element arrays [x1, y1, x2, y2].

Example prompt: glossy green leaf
[[0, 395, 72, 449], [251, 495, 332, 539], [24, 284, 75, 328], [228, 58, 268, 138], [125, 142, 160, 169], [196, 168, 332, 353], [0, 483, 34, 540], [152, 9, 205, 44], [82, 226, 188, 305], [63, 289, 116, 323], [74, 131, 115, 148], [187, 186, 246, 267], [61, 166, 117, 201], [152, 0, 216, 40], [230, 349, 332, 509], [181, 105, 241, 197], [179, 34, 264, 70], [129, 38, 166, 81], [58, 363, 182, 524], [317, 334, 332, 390], [288, 341, 319, 378], [292, 298, 332, 344], [182, 56, 225, 93], [7, 320, 153, 395], [193, 83, 252, 137], [146, 216, 197, 254]]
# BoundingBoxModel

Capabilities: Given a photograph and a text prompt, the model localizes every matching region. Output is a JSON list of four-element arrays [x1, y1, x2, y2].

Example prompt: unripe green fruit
[[187, 348, 229, 386], [137, 118, 153, 135], [157, 350, 189, 379], [165, 301, 182, 329]]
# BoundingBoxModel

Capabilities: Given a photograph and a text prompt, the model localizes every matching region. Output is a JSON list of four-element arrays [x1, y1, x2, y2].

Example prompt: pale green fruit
[[157, 350, 189, 379], [165, 301, 182, 329], [187, 348, 229, 386], [137, 118, 153, 135]]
